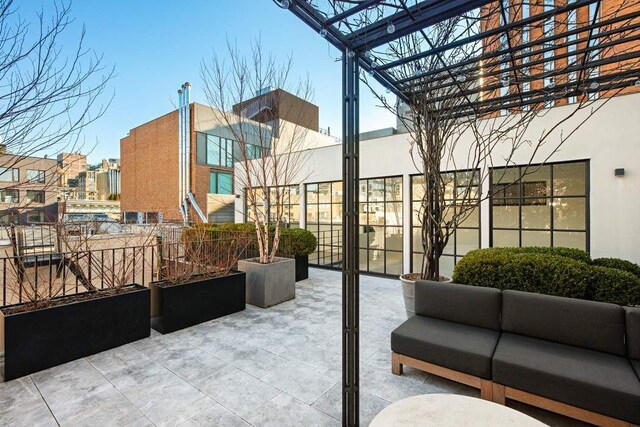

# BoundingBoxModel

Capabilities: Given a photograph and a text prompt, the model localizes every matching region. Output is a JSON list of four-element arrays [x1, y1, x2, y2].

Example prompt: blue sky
[[20, 0, 396, 164]]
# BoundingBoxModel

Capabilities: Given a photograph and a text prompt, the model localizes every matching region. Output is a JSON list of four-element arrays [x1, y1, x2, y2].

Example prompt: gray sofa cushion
[[632, 359, 640, 381], [415, 280, 501, 330], [493, 333, 640, 424], [626, 307, 640, 359], [391, 315, 500, 379], [501, 290, 626, 355]]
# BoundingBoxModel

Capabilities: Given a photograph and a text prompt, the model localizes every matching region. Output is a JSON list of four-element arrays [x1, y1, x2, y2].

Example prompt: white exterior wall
[[235, 93, 640, 270]]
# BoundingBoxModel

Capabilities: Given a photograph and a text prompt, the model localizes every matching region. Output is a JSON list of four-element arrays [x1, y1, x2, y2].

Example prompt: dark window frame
[[410, 170, 481, 275], [489, 159, 590, 251], [26, 169, 46, 183], [305, 175, 404, 277], [209, 170, 233, 195]]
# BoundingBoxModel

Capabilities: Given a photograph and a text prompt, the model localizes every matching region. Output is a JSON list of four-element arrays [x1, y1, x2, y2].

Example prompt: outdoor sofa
[[391, 280, 640, 426]]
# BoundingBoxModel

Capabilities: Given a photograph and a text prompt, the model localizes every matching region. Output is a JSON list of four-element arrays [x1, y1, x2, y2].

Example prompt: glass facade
[[305, 177, 403, 275], [411, 172, 481, 277], [197, 133, 234, 168], [491, 161, 589, 250]]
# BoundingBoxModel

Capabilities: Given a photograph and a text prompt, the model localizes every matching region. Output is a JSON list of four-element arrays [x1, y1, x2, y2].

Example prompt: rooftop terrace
[[0, 268, 577, 426]]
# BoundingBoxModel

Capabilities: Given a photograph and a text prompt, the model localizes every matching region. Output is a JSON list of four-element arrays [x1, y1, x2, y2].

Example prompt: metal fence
[[0, 228, 296, 309]]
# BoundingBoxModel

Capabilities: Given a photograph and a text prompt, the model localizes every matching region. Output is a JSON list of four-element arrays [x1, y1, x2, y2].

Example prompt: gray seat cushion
[[626, 307, 640, 359], [391, 315, 500, 379], [502, 290, 626, 355], [632, 359, 640, 381], [493, 333, 640, 424], [415, 281, 501, 330]]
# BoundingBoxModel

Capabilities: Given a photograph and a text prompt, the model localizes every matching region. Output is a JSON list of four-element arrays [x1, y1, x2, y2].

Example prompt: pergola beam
[[325, 0, 383, 26], [350, 0, 491, 51], [376, 0, 599, 71]]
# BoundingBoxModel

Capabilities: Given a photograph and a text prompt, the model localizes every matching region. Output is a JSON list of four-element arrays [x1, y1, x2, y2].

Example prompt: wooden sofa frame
[[392, 351, 636, 427]]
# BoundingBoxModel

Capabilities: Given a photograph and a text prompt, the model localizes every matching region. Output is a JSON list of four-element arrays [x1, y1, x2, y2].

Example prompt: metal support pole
[[342, 49, 359, 427]]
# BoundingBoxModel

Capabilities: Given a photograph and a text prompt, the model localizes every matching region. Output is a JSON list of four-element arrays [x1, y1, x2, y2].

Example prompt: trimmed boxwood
[[479, 246, 592, 264], [592, 257, 640, 280], [453, 248, 640, 306], [587, 266, 640, 306], [279, 228, 317, 256], [452, 249, 591, 299]]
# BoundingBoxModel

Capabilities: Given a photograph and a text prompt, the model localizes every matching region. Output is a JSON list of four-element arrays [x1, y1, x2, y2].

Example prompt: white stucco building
[[235, 92, 640, 277]]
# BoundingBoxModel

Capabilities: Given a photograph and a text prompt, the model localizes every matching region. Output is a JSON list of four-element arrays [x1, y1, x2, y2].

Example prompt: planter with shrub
[[452, 247, 640, 306], [151, 230, 251, 334], [2, 285, 149, 381], [278, 228, 317, 281]]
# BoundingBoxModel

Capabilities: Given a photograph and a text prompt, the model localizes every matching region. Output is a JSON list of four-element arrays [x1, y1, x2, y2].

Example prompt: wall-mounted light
[[615, 168, 625, 177]]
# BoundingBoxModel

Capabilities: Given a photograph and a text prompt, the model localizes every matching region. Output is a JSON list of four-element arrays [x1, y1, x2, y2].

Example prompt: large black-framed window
[[490, 160, 589, 251], [305, 181, 342, 268], [245, 185, 301, 228], [358, 176, 403, 275], [410, 171, 481, 277], [305, 176, 403, 276]]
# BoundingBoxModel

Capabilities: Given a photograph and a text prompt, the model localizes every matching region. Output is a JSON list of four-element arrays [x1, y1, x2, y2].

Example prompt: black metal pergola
[[274, 0, 640, 425]]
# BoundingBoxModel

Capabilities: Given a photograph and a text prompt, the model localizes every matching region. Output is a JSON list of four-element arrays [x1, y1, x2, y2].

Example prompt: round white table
[[369, 394, 548, 426]]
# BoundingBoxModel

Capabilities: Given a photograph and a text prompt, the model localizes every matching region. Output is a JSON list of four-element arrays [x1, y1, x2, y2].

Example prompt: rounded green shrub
[[279, 228, 317, 256], [588, 266, 640, 306], [484, 246, 591, 264], [453, 248, 591, 299], [592, 257, 640, 280]]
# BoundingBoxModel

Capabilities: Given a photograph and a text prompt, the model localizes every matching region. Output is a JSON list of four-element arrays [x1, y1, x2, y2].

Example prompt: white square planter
[[237, 257, 295, 308]]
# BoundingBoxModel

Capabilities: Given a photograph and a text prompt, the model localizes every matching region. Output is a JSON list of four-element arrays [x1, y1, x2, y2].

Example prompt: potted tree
[[1, 223, 151, 381], [361, 15, 617, 318], [279, 228, 317, 281], [202, 40, 313, 308], [150, 227, 251, 334]]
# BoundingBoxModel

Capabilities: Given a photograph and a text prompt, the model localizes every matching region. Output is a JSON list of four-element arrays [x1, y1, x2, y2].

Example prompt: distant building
[[95, 158, 121, 200], [0, 147, 59, 224], [120, 87, 336, 223], [57, 152, 87, 200], [77, 158, 121, 202]]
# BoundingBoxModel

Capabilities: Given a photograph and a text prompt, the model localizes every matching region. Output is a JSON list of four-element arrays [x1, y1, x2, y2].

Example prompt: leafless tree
[[201, 39, 313, 263], [0, 0, 113, 169], [354, 1, 640, 280]]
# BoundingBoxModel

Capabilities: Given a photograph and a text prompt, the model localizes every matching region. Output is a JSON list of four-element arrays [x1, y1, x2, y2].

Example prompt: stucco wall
[[235, 92, 640, 270]]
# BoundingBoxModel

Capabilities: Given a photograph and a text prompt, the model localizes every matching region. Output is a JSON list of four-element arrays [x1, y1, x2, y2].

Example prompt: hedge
[[480, 246, 591, 264], [184, 223, 317, 256], [587, 266, 640, 306], [592, 257, 640, 280], [452, 249, 591, 299]]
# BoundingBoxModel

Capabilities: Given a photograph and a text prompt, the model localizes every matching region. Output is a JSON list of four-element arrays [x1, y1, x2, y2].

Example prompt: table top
[[369, 394, 548, 427]]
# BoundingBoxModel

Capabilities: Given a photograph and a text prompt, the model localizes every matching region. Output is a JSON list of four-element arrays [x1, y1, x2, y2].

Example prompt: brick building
[[0, 149, 60, 224], [120, 88, 335, 223]]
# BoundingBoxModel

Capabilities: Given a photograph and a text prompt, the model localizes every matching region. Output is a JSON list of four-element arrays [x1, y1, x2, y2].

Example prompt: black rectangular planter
[[150, 271, 246, 334], [295, 255, 309, 281], [2, 285, 150, 381]]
